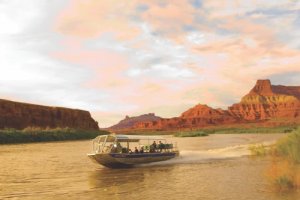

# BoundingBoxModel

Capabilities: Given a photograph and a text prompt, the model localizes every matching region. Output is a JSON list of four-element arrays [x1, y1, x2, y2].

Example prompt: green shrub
[[209, 126, 298, 134], [0, 127, 109, 144], [174, 131, 209, 137], [274, 128, 300, 164], [249, 144, 268, 156], [261, 128, 300, 192], [275, 175, 294, 191]]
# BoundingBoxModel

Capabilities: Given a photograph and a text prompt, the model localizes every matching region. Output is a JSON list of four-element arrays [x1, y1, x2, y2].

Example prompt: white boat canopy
[[114, 134, 166, 142], [94, 134, 167, 143]]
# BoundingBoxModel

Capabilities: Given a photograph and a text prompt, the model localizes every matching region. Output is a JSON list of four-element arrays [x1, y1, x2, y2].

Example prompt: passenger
[[134, 147, 139, 153], [140, 146, 144, 153], [158, 141, 165, 152], [152, 141, 157, 150], [117, 142, 122, 153], [110, 144, 117, 153], [149, 145, 154, 153], [144, 145, 150, 152], [121, 147, 128, 153]]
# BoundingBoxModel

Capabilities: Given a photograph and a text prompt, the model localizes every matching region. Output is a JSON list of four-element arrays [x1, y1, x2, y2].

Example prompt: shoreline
[[116, 125, 297, 136], [0, 127, 109, 145], [0, 125, 297, 145]]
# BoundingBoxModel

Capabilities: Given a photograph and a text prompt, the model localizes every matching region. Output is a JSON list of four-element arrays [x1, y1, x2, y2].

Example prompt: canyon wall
[[111, 80, 300, 131], [0, 99, 99, 130], [228, 80, 300, 120]]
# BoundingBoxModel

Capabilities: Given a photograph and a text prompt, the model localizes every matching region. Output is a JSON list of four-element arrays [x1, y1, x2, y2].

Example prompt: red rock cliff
[[229, 80, 300, 120], [132, 104, 239, 130], [0, 99, 99, 130], [117, 79, 300, 130]]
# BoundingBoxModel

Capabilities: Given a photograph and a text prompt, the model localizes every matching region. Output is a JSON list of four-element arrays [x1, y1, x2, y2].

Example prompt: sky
[[0, 0, 300, 127]]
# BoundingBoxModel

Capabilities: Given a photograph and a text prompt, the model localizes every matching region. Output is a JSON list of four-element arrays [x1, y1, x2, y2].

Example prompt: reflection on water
[[88, 165, 177, 199], [88, 158, 300, 200], [1, 134, 299, 200], [89, 168, 147, 188]]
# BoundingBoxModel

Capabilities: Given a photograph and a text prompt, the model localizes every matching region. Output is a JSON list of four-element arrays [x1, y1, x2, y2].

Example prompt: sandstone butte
[[110, 79, 300, 131], [0, 99, 99, 130]]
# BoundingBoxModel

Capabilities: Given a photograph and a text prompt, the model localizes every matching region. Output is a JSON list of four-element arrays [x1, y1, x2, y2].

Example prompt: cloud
[[0, 0, 43, 35], [0, 0, 112, 112], [51, 0, 300, 125], [268, 71, 300, 86], [127, 64, 195, 79], [1, 0, 300, 127], [0, 37, 109, 110], [56, 0, 141, 39], [190, 0, 202, 9], [186, 32, 205, 44]]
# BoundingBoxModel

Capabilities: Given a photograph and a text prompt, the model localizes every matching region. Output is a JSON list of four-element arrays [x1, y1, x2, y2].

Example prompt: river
[[1, 134, 299, 200]]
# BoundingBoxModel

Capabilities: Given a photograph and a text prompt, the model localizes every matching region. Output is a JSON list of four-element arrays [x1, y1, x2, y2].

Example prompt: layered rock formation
[[229, 80, 300, 120], [109, 113, 161, 130], [131, 105, 240, 130], [0, 99, 99, 130], [180, 104, 239, 125], [113, 79, 300, 130], [132, 105, 238, 130]]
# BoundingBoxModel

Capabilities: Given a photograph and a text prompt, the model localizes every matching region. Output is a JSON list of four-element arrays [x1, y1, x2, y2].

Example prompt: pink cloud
[[53, 47, 131, 89], [139, 1, 196, 35], [55, 0, 140, 40], [50, 0, 300, 126]]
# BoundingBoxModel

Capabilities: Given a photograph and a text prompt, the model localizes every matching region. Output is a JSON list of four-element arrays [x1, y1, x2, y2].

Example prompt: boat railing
[[118, 141, 178, 154], [92, 135, 178, 154]]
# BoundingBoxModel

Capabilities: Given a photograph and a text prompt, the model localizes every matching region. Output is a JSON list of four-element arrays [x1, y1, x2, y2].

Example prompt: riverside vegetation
[[121, 125, 297, 137], [174, 131, 209, 137], [249, 127, 300, 192], [0, 127, 109, 144]]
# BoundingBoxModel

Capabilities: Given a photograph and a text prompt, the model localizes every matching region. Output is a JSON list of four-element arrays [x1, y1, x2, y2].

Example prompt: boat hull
[[88, 152, 179, 168]]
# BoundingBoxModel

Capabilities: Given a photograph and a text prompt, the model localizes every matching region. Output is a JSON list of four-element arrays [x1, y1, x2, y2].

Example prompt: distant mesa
[[0, 99, 99, 130], [110, 79, 300, 131], [108, 113, 161, 130], [1, 79, 300, 132]]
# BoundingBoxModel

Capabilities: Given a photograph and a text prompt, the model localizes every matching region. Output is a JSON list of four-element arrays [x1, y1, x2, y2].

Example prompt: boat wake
[[142, 140, 276, 166]]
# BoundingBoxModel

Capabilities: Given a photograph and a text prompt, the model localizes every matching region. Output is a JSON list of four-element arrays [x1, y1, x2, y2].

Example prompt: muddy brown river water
[[1, 134, 299, 200]]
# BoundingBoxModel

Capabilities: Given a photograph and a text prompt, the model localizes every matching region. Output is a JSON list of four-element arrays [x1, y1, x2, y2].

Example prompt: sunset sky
[[1, 0, 300, 127]]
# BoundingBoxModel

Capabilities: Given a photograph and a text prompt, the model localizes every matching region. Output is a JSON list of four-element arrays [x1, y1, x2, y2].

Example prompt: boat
[[87, 134, 179, 168]]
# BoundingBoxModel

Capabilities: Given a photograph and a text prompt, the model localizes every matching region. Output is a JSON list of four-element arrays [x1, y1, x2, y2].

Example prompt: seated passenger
[[111, 147, 117, 153], [140, 146, 144, 153], [158, 141, 165, 152], [149, 145, 154, 153], [134, 147, 139, 153], [116, 142, 122, 153], [144, 145, 150, 152], [121, 147, 128, 153], [152, 141, 157, 149]]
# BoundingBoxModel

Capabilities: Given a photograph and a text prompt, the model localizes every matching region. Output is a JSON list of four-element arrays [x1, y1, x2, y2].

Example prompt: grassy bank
[[0, 127, 109, 144], [120, 125, 297, 137], [200, 125, 297, 134], [268, 127, 300, 192], [249, 127, 300, 192], [174, 131, 209, 137]]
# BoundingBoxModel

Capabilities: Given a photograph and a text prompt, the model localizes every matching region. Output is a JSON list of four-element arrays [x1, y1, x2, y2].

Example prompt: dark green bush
[[174, 131, 209, 137], [0, 127, 109, 144], [274, 127, 300, 164]]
